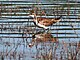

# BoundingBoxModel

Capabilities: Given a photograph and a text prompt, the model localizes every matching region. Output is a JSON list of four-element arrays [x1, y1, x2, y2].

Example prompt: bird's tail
[[54, 15, 62, 20], [51, 15, 62, 23]]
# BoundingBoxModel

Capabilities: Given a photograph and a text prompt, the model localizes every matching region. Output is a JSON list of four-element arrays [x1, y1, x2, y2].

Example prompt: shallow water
[[0, 39, 80, 60], [0, 19, 80, 60], [0, 1, 80, 60]]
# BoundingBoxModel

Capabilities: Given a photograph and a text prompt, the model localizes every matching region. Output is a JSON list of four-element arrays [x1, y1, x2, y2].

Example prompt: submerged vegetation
[[0, 0, 80, 60]]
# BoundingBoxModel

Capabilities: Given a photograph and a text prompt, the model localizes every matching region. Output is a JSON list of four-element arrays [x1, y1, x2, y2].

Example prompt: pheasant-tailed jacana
[[29, 13, 62, 30]]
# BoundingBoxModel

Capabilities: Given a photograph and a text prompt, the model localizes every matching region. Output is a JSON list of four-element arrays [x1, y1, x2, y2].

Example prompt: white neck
[[29, 15, 35, 18]]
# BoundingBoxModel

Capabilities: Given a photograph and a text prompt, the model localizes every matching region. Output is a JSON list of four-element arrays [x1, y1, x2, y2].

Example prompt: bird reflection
[[29, 31, 58, 48]]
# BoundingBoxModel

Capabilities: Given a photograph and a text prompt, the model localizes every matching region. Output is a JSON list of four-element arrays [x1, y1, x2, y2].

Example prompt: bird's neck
[[30, 15, 35, 18]]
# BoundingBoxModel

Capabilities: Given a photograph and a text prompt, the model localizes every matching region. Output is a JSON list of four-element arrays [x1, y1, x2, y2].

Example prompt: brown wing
[[34, 17, 60, 26], [38, 19, 53, 26], [37, 17, 47, 21]]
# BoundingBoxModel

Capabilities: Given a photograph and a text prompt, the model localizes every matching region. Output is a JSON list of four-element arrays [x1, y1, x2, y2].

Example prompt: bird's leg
[[47, 28, 50, 33], [42, 28, 45, 33], [42, 28, 50, 33]]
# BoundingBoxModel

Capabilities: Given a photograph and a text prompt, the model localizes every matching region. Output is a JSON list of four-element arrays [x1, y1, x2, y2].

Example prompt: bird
[[28, 31, 58, 47], [29, 12, 62, 30]]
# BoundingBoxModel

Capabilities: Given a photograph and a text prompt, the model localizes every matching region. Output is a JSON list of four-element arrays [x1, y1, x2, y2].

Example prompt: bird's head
[[29, 15, 35, 18], [29, 13, 36, 18]]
